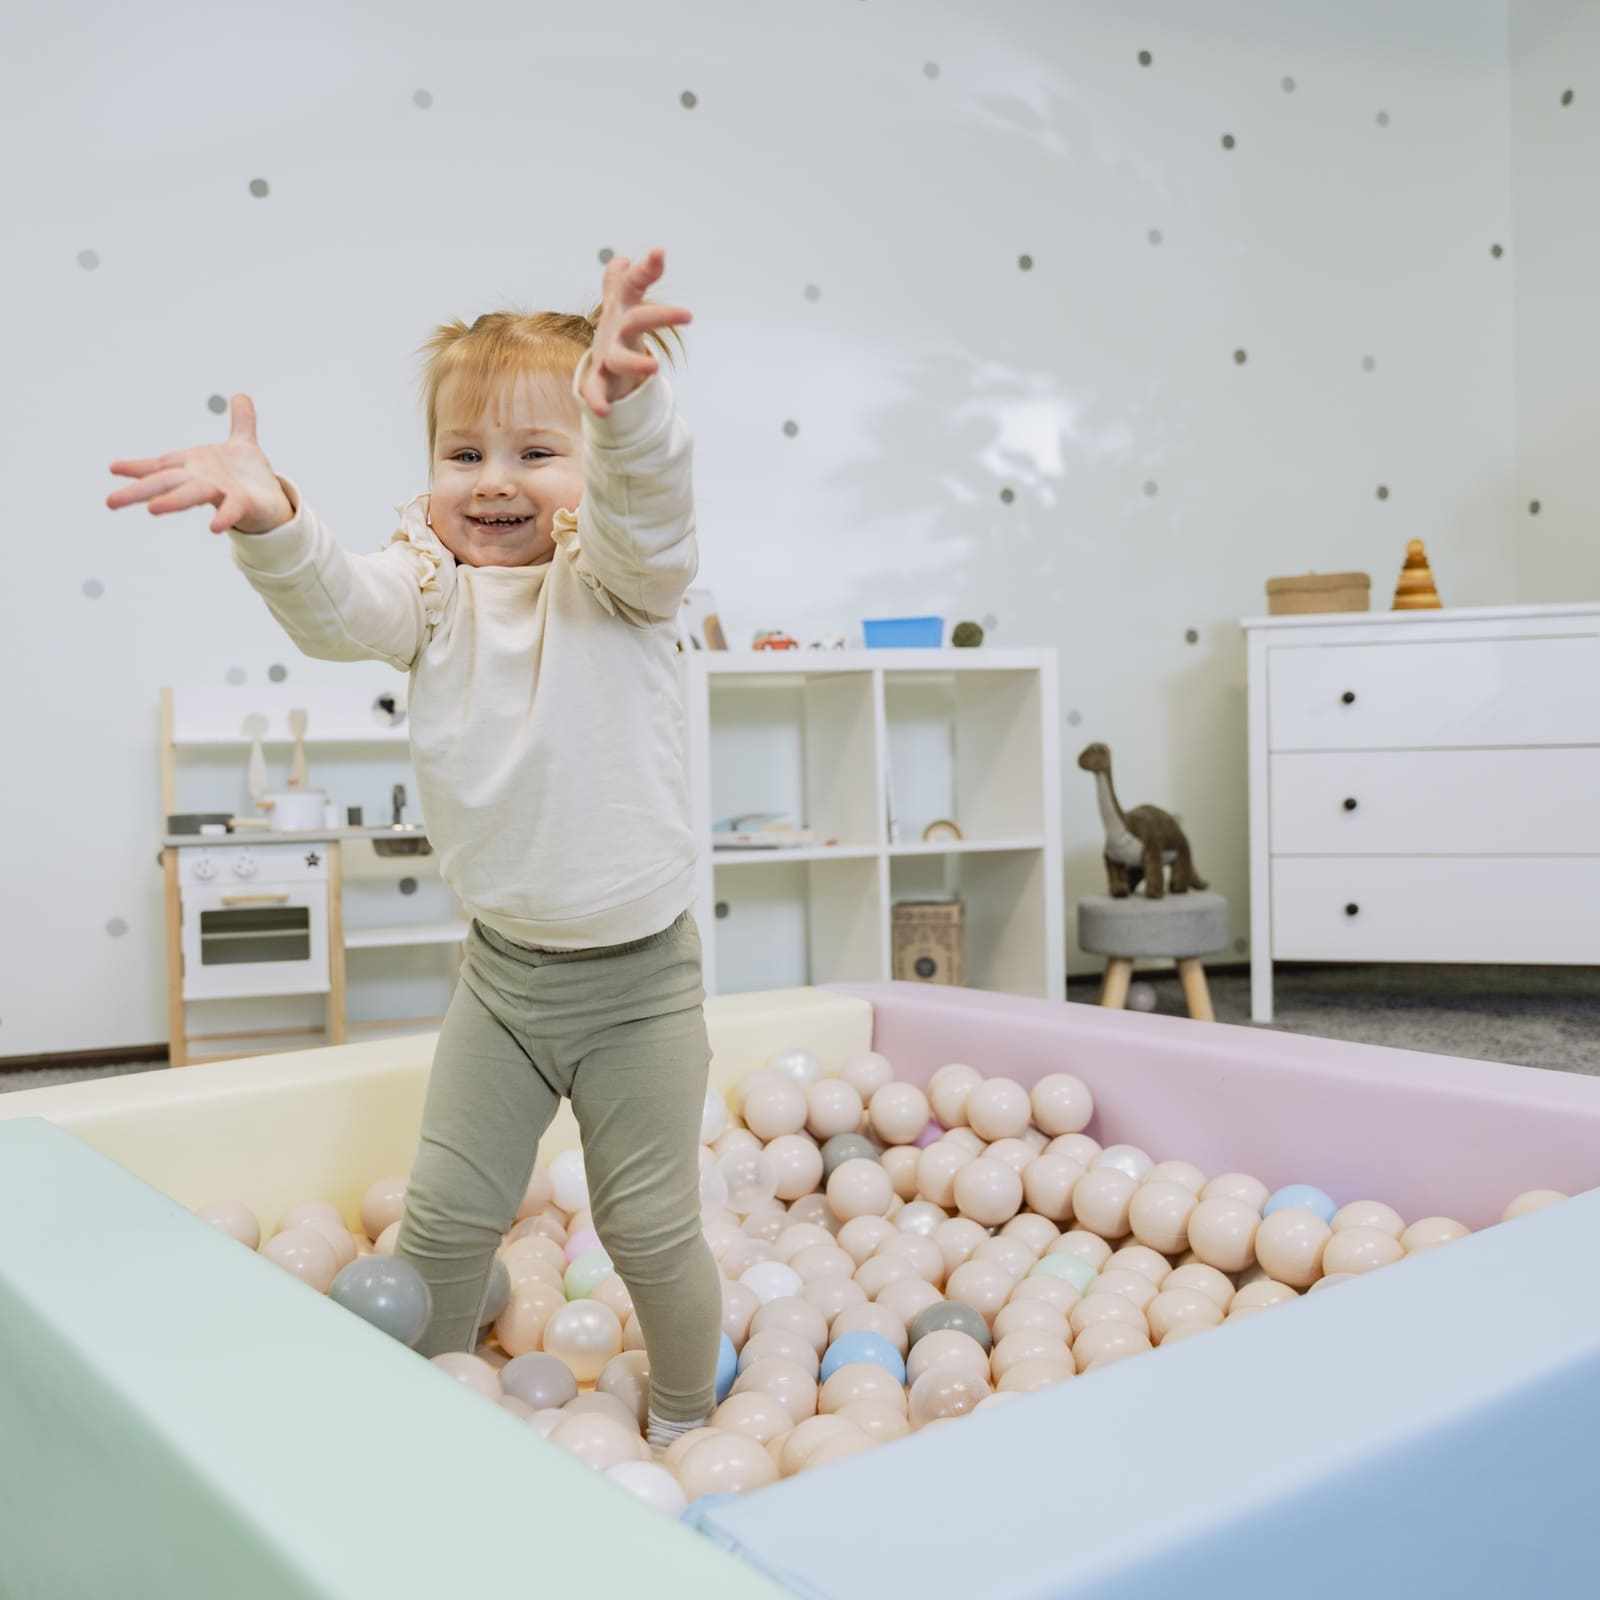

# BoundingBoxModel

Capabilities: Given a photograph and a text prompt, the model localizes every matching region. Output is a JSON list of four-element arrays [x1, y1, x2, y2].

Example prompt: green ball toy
[[563, 1248, 613, 1300], [1029, 1254, 1097, 1294]]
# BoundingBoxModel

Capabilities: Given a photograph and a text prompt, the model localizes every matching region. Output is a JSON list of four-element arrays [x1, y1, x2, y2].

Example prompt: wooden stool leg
[[1099, 958, 1133, 1009], [1176, 957, 1214, 1022]]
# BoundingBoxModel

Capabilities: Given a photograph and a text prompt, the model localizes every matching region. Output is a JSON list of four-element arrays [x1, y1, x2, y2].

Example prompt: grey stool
[[1077, 892, 1230, 1021]]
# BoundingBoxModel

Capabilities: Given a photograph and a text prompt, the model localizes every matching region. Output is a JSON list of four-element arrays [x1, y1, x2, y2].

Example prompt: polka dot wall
[[6, 2, 1593, 1055]]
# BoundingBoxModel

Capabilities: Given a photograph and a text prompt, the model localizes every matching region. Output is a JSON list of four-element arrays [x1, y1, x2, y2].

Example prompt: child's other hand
[[579, 248, 692, 418], [106, 394, 295, 535]]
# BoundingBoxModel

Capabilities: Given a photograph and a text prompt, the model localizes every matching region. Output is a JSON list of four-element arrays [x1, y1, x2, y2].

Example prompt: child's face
[[429, 370, 584, 568]]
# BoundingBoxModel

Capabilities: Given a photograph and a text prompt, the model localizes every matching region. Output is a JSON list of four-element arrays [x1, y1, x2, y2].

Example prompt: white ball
[[700, 1087, 730, 1144], [838, 1051, 896, 1100], [1093, 1144, 1153, 1183], [549, 1149, 588, 1213], [739, 1260, 805, 1305], [605, 1459, 688, 1514], [1126, 982, 1158, 1013], [768, 1047, 826, 1088]]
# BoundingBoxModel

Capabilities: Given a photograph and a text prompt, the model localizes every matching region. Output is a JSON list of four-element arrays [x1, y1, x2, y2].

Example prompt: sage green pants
[[394, 909, 720, 1423]]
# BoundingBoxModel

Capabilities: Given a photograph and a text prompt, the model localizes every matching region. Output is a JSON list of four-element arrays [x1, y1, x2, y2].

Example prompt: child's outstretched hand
[[106, 394, 295, 536], [578, 248, 692, 418]]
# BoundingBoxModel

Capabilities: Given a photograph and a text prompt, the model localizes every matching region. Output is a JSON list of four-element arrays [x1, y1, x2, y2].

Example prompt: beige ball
[[661, 1426, 723, 1470], [819, 1363, 908, 1415], [549, 1413, 639, 1471], [869, 1083, 932, 1146], [932, 1217, 991, 1274], [1254, 1208, 1331, 1290], [905, 1328, 990, 1386], [875, 1232, 946, 1285], [712, 1391, 793, 1444], [927, 1063, 983, 1128], [751, 1295, 830, 1356], [1048, 1230, 1114, 1270], [778, 1414, 863, 1477], [740, 1329, 820, 1376], [1071, 1168, 1137, 1240], [1143, 1160, 1206, 1195], [374, 1220, 401, 1255], [494, 1280, 564, 1358], [775, 1222, 835, 1261], [836, 1215, 897, 1266], [542, 1301, 623, 1382], [1145, 1286, 1224, 1344], [1011, 1275, 1083, 1314], [431, 1351, 503, 1402], [853, 1254, 916, 1299], [983, 1138, 1036, 1177], [1322, 1225, 1404, 1276], [944, 1260, 1015, 1325], [964, 1077, 1032, 1142], [358, 1177, 408, 1241], [1029, 1073, 1095, 1136], [839, 1051, 896, 1100], [1161, 1261, 1234, 1312], [261, 1228, 339, 1293], [997, 1358, 1075, 1395], [676, 1433, 779, 1498], [1021, 1155, 1084, 1223], [765, 1135, 826, 1202], [276, 1200, 344, 1238], [874, 1277, 943, 1326], [790, 1243, 858, 1283], [721, 1281, 761, 1347], [915, 1142, 971, 1209], [992, 1300, 1070, 1344], [1128, 1182, 1197, 1256], [804, 1275, 868, 1322], [1501, 1189, 1567, 1223], [972, 1236, 1033, 1281], [881, 1146, 922, 1203], [953, 1158, 1024, 1227], [1072, 1322, 1152, 1367], [1331, 1199, 1405, 1237], [991, 1329, 1073, 1381], [834, 1399, 911, 1440], [806, 1079, 865, 1142], [743, 1078, 809, 1141], [731, 1357, 819, 1423], [194, 1199, 261, 1250], [827, 1158, 895, 1223], [1049, 1133, 1102, 1166], [799, 1431, 878, 1471], [1200, 1172, 1270, 1211], [1186, 1196, 1261, 1273], [1069, 1292, 1145, 1338], [942, 1127, 987, 1158], [1105, 1244, 1172, 1286], [1001, 1212, 1060, 1255], [1087, 1267, 1159, 1312], [830, 1301, 910, 1358], [1230, 1278, 1297, 1311], [1401, 1216, 1471, 1253]]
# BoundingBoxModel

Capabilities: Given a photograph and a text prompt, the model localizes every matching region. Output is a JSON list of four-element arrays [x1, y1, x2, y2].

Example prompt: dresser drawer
[[1267, 635, 1600, 751], [1270, 749, 1600, 856], [1270, 857, 1600, 963]]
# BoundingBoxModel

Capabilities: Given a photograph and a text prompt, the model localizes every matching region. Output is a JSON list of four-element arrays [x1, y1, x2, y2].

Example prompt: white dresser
[[1242, 603, 1600, 1023]]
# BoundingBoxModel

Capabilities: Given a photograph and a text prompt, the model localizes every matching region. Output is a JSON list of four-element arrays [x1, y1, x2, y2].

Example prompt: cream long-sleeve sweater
[[228, 350, 697, 949]]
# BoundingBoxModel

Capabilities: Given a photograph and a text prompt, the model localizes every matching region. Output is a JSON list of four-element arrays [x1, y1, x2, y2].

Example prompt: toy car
[[752, 631, 800, 651]]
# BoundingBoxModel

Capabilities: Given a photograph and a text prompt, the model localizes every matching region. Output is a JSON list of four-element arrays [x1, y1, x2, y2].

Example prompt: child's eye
[[447, 450, 553, 463]]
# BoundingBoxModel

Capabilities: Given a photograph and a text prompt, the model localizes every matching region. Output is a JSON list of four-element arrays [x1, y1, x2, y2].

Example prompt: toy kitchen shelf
[[683, 648, 1064, 999], [158, 684, 467, 1067]]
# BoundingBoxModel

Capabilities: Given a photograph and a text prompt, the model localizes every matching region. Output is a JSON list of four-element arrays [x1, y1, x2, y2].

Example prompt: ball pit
[[2, 984, 1598, 1598]]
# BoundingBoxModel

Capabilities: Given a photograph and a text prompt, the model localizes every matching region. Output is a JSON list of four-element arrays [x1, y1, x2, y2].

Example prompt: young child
[[107, 249, 721, 1450]]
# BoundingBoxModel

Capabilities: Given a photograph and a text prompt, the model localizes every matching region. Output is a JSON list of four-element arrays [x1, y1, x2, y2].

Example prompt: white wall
[[1511, 0, 1600, 600], [2, 0, 1523, 1056]]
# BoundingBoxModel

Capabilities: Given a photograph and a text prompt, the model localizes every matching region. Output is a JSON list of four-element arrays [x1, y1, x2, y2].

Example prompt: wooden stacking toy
[[1391, 539, 1442, 610]]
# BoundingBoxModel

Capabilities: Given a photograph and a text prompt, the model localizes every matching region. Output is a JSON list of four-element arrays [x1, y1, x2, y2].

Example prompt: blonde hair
[[415, 296, 685, 462]]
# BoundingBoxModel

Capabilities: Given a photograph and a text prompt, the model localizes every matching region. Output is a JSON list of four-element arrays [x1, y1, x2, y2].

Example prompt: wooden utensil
[[288, 708, 309, 788], [242, 713, 269, 803]]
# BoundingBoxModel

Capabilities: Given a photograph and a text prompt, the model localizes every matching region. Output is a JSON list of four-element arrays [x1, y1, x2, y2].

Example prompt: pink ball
[[912, 1120, 946, 1150], [564, 1226, 603, 1264]]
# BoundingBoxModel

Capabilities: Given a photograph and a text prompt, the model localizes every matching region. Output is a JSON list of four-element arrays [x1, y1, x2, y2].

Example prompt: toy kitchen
[[158, 680, 467, 1067]]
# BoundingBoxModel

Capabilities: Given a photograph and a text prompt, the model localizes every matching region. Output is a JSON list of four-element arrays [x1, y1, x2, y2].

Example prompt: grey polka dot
[[1362, 355, 1376, 372], [249, 178, 270, 198], [1282, 76, 1296, 93], [1018, 254, 1034, 270], [782, 420, 799, 438], [82, 578, 105, 599], [1066, 710, 1083, 727], [1221, 133, 1236, 150], [77, 249, 100, 271], [1529, 499, 1542, 515], [1185, 628, 1199, 645], [267, 663, 288, 682], [399, 877, 419, 896], [1233, 349, 1248, 365], [1491, 243, 1504, 259], [226, 666, 247, 686], [803, 284, 821, 302], [598, 247, 614, 264], [715, 901, 730, 919], [1143, 480, 1159, 497], [1376, 485, 1389, 500], [923, 62, 940, 80], [999, 487, 1015, 504], [208, 394, 228, 414], [1138, 50, 1152, 67], [1147, 228, 1163, 246], [1561, 89, 1574, 107], [1234, 937, 1248, 954], [1376, 110, 1391, 127], [156, 850, 166, 868], [680, 90, 698, 109], [106, 918, 128, 938], [413, 89, 434, 109], [980, 613, 998, 631]]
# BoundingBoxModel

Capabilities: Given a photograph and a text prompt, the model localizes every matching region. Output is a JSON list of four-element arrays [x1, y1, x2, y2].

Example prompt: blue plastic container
[[862, 616, 944, 648]]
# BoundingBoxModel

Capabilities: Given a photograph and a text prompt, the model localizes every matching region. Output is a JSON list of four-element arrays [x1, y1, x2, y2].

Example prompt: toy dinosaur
[[1077, 742, 1208, 899]]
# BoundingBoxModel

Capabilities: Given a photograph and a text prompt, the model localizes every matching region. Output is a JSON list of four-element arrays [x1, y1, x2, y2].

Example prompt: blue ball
[[1264, 1184, 1337, 1224], [821, 1330, 907, 1386], [714, 1331, 738, 1402]]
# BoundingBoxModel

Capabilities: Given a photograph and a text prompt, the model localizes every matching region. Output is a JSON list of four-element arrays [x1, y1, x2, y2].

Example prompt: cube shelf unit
[[683, 649, 1063, 999]]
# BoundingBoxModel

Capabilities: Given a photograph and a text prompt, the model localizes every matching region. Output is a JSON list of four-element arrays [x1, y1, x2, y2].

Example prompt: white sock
[[647, 1408, 710, 1455]]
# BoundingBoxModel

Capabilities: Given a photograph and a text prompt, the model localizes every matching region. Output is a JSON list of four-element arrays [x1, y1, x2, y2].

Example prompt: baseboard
[[0, 1042, 169, 1073]]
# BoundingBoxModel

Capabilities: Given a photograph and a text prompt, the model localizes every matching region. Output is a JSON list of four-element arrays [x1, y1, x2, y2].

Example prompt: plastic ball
[[548, 1149, 588, 1213], [928, 1063, 984, 1128], [500, 1351, 579, 1411], [806, 1078, 865, 1141], [1071, 1168, 1137, 1239], [909, 1299, 993, 1353], [607, 1459, 688, 1515], [952, 1158, 1024, 1227], [678, 1433, 780, 1498], [743, 1076, 809, 1141], [1029, 1073, 1094, 1136], [1254, 1208, 1332, 1289], [194, 1198, 260, 1250], [715, 1332, 739, 1402], [964, 1078, 1032, 1142], [827, 1158, 894, 1222], [1321, 1225, 1404, 1276], [907, 1365, 991, 1428], [1264, 1184, 1337, 1224], [563, 1248, 613, 1300], [1502, 1189, 1567, 1223], [1331, 1200, 1404, 1237], [328, 1255, 432, 1346], [358, 1176, 407, 1242], [768, 1047, 826, 1088], [700, 1086, 731, 1144], [1401, 1216, 1470, 1253], [1092, 1144, 1154, 1183], [541, 1300, 623, 1382], [739, 1261, 805, 1306], [821, 1331, 906, 1386], [430, 1351, 503, 1401], [550, 1413, 640, 1471], [1128, 1181, 1197, 1255], [563, 1225, 603, 1263], [1186, 1196, 1261, 1272], [820, 1133, 880, 1180], [1029, 1253, 1097, 1294], [718, 1146, 780, 1216], [1126, 982, 1158, 1013], [712, 1391, 794, 1444], [480, 1257, 511, 1324], [868, 1083, 931, 1146], [838, 1051, 896, 1099], [261, 1227, 339, 1293]]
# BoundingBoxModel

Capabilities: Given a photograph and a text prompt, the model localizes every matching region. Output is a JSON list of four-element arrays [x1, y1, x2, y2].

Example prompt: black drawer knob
[[1342, 797, 1358, 812], [1344, 902, 1360, 917], [1341, 690, 1357, 705]]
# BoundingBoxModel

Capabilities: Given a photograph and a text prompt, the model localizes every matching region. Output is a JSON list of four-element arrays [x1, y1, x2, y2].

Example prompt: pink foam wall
[[827, 983, 1600, 1228]]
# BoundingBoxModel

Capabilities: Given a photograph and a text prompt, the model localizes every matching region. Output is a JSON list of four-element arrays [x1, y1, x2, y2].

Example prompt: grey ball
[[480, 1257, 511, 1325], [329, 1256, 432, 1347], [1127, 982, 1159, 1014], [820, 1132, 880, 1180], [500, 1352, 579, 1411], [909, 1300, 993, 1353]]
